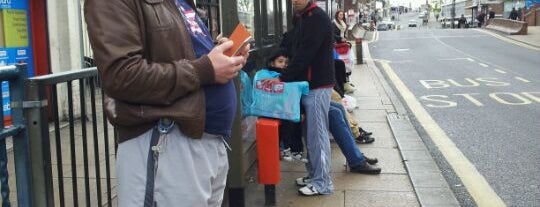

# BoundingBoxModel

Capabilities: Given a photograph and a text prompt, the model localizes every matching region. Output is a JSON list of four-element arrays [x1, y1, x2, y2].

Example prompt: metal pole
[[221, 1, 245, 207], [451, 0, 456, 28], [10, 64, 33, 207], [264, 185, 276, 206], [24, 74, 54, 207]]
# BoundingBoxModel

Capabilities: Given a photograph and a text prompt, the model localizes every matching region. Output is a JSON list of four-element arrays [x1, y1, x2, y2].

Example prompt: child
[[264, 48, 306, 162]]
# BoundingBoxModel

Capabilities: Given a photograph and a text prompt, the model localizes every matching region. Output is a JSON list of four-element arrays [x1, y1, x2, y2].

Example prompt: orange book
[[224, 23, 252, 57]]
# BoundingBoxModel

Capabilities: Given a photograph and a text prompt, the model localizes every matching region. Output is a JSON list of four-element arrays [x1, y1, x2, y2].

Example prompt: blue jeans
[[302, 88, 333, 194], [328, 102, 366, 168]]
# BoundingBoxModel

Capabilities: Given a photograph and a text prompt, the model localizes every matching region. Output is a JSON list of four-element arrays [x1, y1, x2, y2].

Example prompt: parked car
[[408, 19, 417, 27], [376, 23, 388, 31]]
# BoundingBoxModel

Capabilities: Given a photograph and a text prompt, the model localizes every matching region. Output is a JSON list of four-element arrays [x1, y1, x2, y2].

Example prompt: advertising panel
[[0, 0, 34, 126]]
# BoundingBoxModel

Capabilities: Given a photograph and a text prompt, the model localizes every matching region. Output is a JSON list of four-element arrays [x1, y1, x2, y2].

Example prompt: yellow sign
[[2, 9, 29, 47]]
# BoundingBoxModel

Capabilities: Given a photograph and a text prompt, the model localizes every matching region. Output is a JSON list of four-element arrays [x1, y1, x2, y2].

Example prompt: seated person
[[331, 90, 375, 144], [260, 48, 306, 162], [328, 102, 380, 174]]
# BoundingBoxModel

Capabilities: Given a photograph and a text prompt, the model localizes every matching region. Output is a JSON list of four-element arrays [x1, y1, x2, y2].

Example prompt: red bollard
[[255, 118, 280, 184]]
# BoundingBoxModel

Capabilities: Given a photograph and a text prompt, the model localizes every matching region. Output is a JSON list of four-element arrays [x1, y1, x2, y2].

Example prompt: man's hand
[[237, 42, 251, 65], [208, 41, 247, 84]]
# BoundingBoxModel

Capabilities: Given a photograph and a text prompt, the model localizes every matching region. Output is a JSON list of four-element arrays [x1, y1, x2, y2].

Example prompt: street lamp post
[[451, 0, 456, 28]]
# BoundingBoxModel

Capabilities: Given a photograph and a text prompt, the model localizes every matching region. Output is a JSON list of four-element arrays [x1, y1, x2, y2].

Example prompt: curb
[[362, 41, 461, 206], [475, 28, 540, 51]]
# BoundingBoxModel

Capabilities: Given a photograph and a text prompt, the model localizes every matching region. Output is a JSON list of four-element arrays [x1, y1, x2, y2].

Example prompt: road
[[369, 15, 540, 206]]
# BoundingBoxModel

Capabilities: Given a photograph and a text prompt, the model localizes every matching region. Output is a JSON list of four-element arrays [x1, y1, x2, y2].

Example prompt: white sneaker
[[281, 148, 293, 162], [298, 184, 320, 196], [292, 152, 308, 163], [295, 176, 311, 186]]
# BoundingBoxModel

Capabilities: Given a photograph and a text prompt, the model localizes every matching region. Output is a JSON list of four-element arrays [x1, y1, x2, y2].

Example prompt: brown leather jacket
[[84, 0, 215, 143]]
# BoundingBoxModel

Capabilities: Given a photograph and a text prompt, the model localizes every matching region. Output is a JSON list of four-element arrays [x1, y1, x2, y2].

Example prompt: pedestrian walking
[[458, 14, 467, 28], [84, 0, 249, 206]]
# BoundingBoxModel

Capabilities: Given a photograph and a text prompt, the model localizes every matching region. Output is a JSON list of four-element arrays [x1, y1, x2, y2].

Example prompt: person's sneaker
[[355, 134, 375, 144], [362, 153, 378, 165], [281, 148, 293, 162], [350, 162, 381, 174], [298, 184, 320, 196], [291, 152, 308, 163], [295, 176, 311, 186]]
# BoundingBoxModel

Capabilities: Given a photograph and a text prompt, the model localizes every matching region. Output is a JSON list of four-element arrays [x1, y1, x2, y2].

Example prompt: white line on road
[[494, 69, 507, 74], [378, 61, 507, 207], [393, 48, 410, 52], [479, 63, 489, 67], [392, 60, 414, 63], [438, 57, 472, 61], [515, 77, 531, 83]]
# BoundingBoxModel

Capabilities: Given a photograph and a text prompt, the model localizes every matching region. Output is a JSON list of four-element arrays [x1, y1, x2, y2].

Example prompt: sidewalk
[[240, 40, 460, 206], [504, 26, 540, 48]]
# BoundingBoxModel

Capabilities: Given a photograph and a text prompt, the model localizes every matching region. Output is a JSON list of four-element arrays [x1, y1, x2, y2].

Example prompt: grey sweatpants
[[116, 126, 229, 207]]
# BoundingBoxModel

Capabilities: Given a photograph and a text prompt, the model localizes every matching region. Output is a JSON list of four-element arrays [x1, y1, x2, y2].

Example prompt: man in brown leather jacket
[[84, 0, 249, 206]]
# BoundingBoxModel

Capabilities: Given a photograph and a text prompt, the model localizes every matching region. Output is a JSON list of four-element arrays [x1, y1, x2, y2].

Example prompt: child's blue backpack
[[239, 70, 252, 116], [250, 69, 309, 122]]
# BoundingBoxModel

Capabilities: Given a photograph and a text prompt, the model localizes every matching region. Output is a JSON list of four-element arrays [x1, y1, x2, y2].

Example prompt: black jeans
[[279, 120, 303, 153]]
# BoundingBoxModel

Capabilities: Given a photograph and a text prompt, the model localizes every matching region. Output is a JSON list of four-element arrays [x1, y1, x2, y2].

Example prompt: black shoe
[[362, 153, 378, 165], [350, 162, 381, 174], [360, 128, 373, 136], [355, 134, 375, 144]]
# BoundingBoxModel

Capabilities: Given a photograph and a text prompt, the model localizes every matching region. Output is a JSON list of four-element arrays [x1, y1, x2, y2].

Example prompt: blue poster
[[1, 0, 34, 126], [526, 0, 540, 8]]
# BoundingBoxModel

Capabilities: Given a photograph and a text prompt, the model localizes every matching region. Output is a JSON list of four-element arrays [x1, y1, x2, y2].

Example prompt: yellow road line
[[378, 61, 506, 207], [475, 29, 540, 51]]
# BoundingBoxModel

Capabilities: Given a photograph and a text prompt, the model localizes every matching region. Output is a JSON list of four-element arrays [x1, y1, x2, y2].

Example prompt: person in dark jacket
[[476, 12, 486, 27], [488, 7, 495, 19], [265, 48, 307, 163], [458, 14, 467, 28], [264, 0, 335, 196], [509, 8, 518, 20], [85, 0, 249, 206]]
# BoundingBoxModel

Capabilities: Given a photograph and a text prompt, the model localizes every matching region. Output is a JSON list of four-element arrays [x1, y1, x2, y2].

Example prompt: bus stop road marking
[[379, 61, 507, 207]]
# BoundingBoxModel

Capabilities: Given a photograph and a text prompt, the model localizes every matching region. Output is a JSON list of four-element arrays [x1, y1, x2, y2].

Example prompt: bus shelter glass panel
[[267, 0, 275, 35], [281, 0, 287, 32], [238, 0, 256, 43]]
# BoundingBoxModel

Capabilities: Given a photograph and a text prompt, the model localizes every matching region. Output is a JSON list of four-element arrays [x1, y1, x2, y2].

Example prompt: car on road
[[408, 19, 417, 27], [376, 23, 389, 31]]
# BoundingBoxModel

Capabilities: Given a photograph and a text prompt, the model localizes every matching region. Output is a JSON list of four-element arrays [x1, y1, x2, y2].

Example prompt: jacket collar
[[295, 1, 317, 17]]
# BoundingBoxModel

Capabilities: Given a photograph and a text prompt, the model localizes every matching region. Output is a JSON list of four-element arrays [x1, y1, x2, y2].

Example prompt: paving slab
[[344, 191, 419, 207]]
